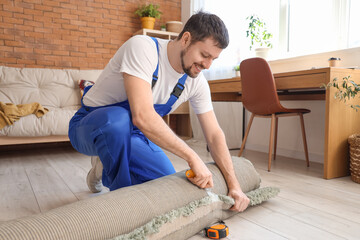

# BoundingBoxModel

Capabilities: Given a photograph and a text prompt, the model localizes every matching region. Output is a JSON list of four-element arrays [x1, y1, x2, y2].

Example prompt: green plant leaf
[[324, 75, 360, 110], [135, 3, 162, 19], [245, 14, 273, 50]]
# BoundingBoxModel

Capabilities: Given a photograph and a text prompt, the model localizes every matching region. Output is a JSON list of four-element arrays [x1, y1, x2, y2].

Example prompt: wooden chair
[[238, 57, 310, 171]]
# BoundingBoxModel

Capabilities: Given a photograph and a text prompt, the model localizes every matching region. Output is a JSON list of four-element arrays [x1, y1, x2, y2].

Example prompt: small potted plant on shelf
[[246, 14, 273, 59], [234, 65, 240, 77], [135, 3, 162, 30], [324, 76, 360, 184], [160, 24, 166, 31]]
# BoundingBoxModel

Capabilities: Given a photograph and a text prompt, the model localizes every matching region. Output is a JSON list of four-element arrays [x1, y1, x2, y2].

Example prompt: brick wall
[[0, 0, 181, 69]]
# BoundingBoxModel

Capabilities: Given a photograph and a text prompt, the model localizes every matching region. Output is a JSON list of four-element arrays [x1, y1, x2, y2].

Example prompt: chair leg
[[299, 113, 310, 167], [238, 113, 255, 157], [268, 114, 276, 171], [273, 117, 278, 160]]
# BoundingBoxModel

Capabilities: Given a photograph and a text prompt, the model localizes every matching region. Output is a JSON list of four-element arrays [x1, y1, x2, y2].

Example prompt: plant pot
[[348, 134, 360, 183], [141, 17, 156, 29], [255, 47, 270, 59], [166, 21, 183, 33], [235, 70, 240, 77]]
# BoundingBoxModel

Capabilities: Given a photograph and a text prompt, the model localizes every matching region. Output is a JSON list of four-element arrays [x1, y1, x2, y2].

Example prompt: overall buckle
[[171, 82, 185, 98]]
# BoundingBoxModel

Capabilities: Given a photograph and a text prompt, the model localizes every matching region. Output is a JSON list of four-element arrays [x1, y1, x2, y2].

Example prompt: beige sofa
[[0, 66, 102, 146]]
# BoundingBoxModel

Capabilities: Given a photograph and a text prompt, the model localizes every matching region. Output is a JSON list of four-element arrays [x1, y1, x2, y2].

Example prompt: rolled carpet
[[0, 156, 279, 240]]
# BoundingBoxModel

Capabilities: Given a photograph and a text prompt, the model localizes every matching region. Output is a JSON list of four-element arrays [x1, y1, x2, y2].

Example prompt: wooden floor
[[1, 139, 360, 239]]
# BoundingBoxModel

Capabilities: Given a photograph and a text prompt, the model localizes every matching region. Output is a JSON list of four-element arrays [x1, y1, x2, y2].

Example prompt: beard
[[180, 47, 203, 78]]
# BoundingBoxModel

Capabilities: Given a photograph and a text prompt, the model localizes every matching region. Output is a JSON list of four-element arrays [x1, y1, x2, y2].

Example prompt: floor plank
[[240, 205, 345, 240], [45, 152, 88, 194], [0, 157, 40, 221], [264, 197, 360, 239], [18, 149, 79, 212]]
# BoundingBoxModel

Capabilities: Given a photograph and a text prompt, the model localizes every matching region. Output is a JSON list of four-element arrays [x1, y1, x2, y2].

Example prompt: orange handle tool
[[185, 169, 195, 178]]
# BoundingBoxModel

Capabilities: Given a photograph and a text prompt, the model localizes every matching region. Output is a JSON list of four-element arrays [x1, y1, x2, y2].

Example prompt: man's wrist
[[225, 176, 242, 191], [182, 147, 199, 166]]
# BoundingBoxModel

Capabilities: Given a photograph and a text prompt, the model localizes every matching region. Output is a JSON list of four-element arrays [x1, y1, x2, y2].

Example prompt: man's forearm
[[134, 110, 198, 165], [207, 131, 242, 190]]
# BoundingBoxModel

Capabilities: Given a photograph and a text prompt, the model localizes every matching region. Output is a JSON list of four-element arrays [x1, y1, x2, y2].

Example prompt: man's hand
[[228, 188, 250, 212], [187, 159, 213, 189], [196, 111, 250, 212]]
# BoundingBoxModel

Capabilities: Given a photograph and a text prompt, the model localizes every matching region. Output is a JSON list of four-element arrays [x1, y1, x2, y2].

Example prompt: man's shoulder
[[126, 35, 155, 46], [128, 35, 170, 50], [121, 35, 158, 60]]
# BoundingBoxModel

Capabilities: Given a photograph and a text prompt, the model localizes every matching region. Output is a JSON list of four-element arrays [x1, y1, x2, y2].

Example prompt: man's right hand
[[186, 158, 213, 189]]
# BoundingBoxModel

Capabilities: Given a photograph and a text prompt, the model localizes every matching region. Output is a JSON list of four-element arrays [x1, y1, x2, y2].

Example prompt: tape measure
[[204, 221, 229, 239]]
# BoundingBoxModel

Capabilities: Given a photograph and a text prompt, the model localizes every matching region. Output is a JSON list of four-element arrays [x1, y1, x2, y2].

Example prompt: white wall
[[190, 47, 360, 163], [190, 102, 243, 149]]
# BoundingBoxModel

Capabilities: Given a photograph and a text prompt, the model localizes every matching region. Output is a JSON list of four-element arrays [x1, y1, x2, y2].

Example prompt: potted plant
[[135, 3, 162, 30], [234, 65, 240, 77], [324, 75, 360, 110], [160, 24, 166, 31], [324, 76, 360, 183], [246, 14, 273, 59]]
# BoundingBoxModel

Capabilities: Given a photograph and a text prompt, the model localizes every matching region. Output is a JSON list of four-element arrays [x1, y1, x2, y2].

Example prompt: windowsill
[[267, 46, 360, 64], [266, 46, 360, 74]]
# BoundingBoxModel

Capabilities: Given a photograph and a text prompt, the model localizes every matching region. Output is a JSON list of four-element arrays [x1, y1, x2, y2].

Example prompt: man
[[69, 12, 250, 212]]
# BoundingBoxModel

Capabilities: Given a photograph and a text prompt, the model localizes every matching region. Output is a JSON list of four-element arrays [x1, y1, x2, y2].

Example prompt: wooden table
[[209, 67, 360, 179]]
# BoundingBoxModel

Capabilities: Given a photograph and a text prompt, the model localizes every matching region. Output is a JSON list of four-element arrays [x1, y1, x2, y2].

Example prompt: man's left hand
[[228, 188, 250, 212]]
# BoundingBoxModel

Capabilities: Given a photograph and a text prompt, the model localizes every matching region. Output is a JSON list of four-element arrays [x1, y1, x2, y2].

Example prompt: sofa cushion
[[0, 106, 77, 136], [0, 66, 102, 136]]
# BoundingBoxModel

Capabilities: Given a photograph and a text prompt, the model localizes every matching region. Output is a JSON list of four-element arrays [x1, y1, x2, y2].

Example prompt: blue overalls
[[68, 37, 187, 191]]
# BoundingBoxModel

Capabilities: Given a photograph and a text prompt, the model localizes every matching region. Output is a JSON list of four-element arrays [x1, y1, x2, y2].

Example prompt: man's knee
[[91, 107, 133, 135], [79, 106, 133, 155]]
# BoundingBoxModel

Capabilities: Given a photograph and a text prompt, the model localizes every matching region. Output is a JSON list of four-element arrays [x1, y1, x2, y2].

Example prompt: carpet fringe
[[112, 186, 280, 240]]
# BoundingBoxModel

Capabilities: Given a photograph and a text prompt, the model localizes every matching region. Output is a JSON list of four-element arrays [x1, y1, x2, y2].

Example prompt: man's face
[[180, 37, 222, 78]]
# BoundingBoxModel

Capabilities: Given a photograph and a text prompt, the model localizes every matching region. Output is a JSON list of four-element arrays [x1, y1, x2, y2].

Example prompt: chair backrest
[[240, 57, 285, 115]]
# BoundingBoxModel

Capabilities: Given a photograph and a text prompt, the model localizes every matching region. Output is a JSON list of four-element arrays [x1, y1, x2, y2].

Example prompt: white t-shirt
[[83, 35, 213, 114]]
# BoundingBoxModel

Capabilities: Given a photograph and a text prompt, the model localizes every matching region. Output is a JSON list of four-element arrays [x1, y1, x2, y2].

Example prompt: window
[[288, 0, 335, 54], [286, 0, 353, 55], [192, 0, 360, 79], [349, 0, 360, 48], [194, 0, 280, 79]]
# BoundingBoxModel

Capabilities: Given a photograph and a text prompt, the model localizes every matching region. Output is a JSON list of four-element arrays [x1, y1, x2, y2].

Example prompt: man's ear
[[181, 32, 192, 47]]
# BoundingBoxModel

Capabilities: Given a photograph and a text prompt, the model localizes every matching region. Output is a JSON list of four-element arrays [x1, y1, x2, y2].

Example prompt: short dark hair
[[177, 11, 229, 49]]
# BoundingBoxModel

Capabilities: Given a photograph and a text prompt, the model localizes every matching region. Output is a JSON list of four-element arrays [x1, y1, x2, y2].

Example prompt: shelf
[[162, 102, 192, 138], [133, 29, 179, 40]]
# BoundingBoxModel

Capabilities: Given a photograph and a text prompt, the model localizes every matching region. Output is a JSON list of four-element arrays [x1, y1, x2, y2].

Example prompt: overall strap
[[150, 37, 159, 89], [150, 36, 188, 109], [165, 73, 188, 108]]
